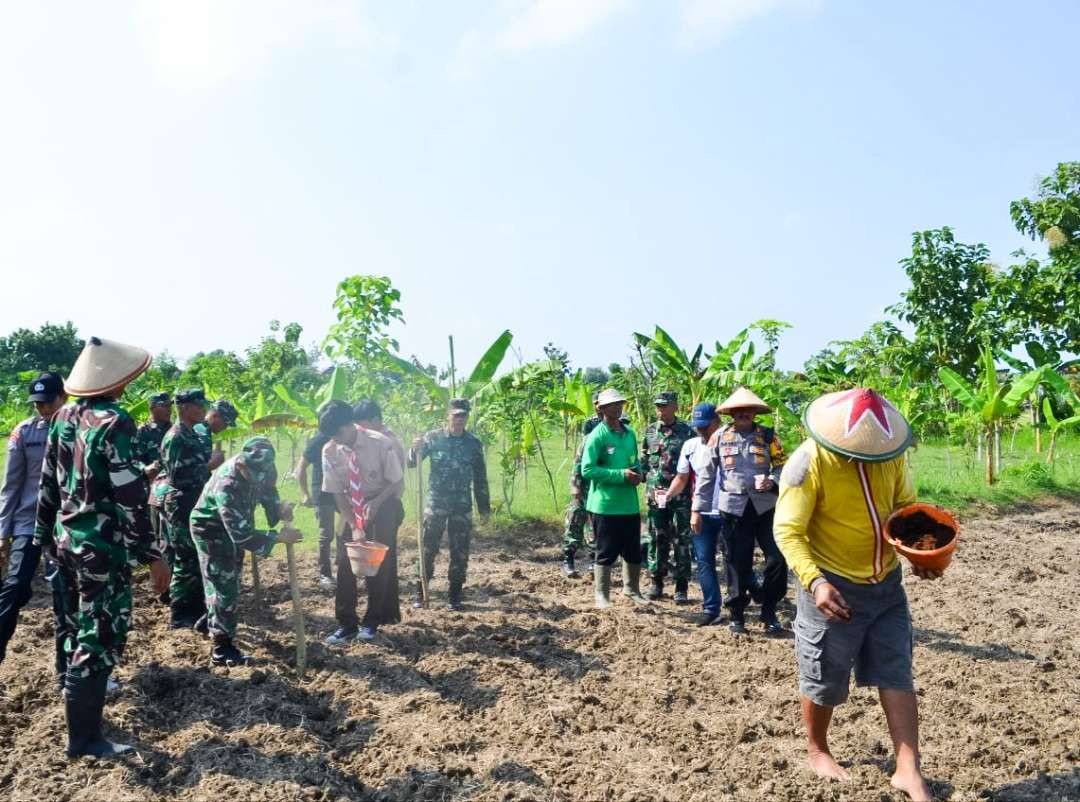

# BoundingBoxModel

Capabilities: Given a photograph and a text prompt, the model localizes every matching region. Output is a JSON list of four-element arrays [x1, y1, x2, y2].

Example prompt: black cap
[[654, 391, 678, 406], [210, 399, 239, 427], [449, 398, 470, 416], [150, 392, 172, 408], [176, 388, 207, 405], [28, 372, 64, 403]]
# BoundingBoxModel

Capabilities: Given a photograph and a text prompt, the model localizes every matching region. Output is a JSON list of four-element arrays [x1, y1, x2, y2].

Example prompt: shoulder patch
[[780, 443, 814, 487]]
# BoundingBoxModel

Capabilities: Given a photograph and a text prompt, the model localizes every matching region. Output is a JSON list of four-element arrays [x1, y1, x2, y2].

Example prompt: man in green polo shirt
[[580, 388, 648, 609]]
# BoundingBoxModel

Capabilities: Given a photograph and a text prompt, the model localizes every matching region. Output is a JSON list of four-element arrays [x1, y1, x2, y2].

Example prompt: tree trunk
[[1033, 403, 1042, 454], [985, 430, 995, 485], [995, 425, 1002, 474]]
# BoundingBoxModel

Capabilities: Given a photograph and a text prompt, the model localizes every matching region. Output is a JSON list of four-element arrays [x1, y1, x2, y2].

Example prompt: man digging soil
[[774, 388, 942, 802]]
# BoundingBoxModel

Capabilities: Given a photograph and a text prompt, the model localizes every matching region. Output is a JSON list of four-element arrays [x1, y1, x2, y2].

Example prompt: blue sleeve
[[0, 427, 28, 538]]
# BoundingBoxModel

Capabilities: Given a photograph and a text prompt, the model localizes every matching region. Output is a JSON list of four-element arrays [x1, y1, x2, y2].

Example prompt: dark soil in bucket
[[890, 510, 956, 550]]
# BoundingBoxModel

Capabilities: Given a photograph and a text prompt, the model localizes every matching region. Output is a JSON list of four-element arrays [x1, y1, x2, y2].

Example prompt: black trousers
[[593, 514, 642, 567], [721, 504, 787, 621], [316, 493, 336, 577], [335, 498, 404, 630]]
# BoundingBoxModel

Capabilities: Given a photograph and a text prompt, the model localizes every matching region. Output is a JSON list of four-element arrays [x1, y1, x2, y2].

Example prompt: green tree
[[1006, 162, 1080, 352], [889, 228, 1006, 378], [0, 321, 83, 381]]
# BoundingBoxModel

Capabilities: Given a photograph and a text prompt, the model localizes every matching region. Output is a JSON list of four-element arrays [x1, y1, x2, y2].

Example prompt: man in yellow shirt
[[774, 388, 941, 802]]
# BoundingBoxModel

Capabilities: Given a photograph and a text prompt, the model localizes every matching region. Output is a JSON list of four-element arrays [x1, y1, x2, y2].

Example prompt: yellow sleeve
[[892, 453, 917, 511], [774, 445, 823, 591]]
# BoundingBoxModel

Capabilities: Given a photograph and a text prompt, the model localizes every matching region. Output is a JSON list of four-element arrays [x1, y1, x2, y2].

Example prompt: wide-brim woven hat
[[596, 388, 626, 406], [804, 387, 913, 462], [718, 387, 771, 415], [65, 336, 152, 398]]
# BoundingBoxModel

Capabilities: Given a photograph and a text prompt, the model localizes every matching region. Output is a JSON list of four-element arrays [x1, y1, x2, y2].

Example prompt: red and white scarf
[[346, 438, 368, 537]]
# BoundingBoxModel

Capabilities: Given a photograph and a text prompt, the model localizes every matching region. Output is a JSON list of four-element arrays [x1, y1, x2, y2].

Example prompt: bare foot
[[891, 768, 933, 802], [807, 749, 850, 781]]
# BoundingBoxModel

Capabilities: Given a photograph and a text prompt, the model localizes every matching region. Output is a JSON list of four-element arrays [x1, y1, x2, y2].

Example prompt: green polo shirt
[[581, 419, 642, 515]]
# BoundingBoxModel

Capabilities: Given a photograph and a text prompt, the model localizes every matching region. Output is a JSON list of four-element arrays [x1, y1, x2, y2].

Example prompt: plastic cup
[[655, 490, 668, 508], [754, 474, 767, 491]]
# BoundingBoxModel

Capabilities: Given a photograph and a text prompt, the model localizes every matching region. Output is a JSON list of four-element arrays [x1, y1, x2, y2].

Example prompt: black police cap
[[28, 372, 64, 402]]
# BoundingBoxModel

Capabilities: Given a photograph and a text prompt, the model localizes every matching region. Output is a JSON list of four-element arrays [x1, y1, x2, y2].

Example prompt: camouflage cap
[[175, 388, 207, 405], [448, 398, 470, 416], [241, 436, 276, 467], [150, 391, 172, 407], [210, 399, 239, 427], [653, 390, 678, 406]]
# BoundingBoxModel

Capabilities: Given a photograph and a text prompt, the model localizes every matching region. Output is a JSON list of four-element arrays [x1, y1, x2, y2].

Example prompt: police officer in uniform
[[692, 387, 788, 635]]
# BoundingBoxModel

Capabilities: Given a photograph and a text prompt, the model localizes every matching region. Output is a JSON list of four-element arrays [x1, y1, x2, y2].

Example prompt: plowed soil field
[[1, 501, 1078, 802]]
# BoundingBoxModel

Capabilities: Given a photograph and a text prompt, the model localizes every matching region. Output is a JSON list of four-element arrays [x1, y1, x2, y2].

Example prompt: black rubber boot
[[646, 575, 663, 601], [211, 636, 251, 667], [448, 584, 464, 611], [674, 579, 690, 605], [582, 550, 595, 573], [170, 602, 199, 630], [193, 613, 209, 636], [560, 549, 579, 579], [64, 670, 132, 758], [412, 581, 425, 609]]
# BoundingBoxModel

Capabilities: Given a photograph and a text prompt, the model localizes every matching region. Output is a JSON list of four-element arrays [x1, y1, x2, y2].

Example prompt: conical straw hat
[[717, 387, 771, 415], [65, 336, 152, 398], [804, 388, 912, 462]]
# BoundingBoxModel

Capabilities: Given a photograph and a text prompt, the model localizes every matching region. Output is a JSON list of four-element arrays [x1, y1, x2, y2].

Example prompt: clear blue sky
[[1, 1, 1076, 373]]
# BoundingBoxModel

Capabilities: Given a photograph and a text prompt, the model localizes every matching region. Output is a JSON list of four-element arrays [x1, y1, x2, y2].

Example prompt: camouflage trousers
[[190, 530, 241, 640], [53, 541, 133, 679], [645, 503, 693, 583], [561, 495, 596, 553], [416, 508, 472, 589], [162, 508, 205, 612]]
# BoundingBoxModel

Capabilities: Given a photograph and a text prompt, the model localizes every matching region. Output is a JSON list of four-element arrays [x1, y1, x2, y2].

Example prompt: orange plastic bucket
[[345, 540, 389, 577], [884, 503, 959, 573]]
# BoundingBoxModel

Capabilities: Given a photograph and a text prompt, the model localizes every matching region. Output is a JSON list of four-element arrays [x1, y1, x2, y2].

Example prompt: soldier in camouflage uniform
[[560, 393, 600, 579], [134, 392, 171, 559], [642, 391, 695, 604], [409, 398, 490, 610], [190, 436, 299, 666], [159, 389, 216, 628], [34, 336, 170, 758]]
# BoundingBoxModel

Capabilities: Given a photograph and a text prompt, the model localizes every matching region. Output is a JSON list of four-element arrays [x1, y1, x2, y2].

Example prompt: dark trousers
[[721, 505, 787, 621], [0, 537, 41, 663], [336, 498, 404, 630], [692, 516, 725, 617], [316, 494, 336, 577], [593, 514, 642, 567]]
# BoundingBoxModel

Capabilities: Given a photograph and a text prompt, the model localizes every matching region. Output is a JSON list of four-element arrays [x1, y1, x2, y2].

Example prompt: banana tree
[[632, 326, 708, 407], [996, 342, 1080, 454], [938, 348, 1048, 484], [384, 330, 513, 411], [1039, 369, 1080, 465]]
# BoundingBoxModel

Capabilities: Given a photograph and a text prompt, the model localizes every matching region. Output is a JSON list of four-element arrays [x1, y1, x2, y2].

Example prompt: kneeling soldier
[[189, 437, 300, 667]]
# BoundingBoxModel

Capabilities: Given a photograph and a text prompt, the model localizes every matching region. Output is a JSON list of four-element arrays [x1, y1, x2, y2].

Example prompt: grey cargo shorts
[[794, 567, 914, 706]]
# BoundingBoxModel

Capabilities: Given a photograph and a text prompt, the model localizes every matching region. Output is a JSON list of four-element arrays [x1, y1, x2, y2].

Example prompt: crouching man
[[190, 436, 300, 667]]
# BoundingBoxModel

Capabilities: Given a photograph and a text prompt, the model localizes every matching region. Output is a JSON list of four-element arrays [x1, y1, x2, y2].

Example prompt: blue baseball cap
[[691, 402, 717, 429]]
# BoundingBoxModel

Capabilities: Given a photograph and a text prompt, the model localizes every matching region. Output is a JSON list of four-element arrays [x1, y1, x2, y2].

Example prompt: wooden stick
[[285, 542, 306, 677], [416, 460, 428, 606], [251, 553, 262, 609]]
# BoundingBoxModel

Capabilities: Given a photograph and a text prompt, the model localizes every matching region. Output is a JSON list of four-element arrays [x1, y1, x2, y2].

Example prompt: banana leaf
[[462, 330, 513, 399], [937, 367, 980, 413]]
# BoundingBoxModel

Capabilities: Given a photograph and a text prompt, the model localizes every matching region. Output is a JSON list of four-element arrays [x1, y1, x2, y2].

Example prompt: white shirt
[[676, 436, 721, 516]]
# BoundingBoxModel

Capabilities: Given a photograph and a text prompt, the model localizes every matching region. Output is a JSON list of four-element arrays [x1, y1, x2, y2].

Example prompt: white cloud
[[678, 0, 823, 46], [135, 0, 396, 90], [450, 0, 630, 81]]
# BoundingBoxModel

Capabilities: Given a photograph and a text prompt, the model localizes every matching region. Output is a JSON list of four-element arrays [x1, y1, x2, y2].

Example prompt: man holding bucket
[[773, 388, 942, 802], [320, 401, 405, 644]]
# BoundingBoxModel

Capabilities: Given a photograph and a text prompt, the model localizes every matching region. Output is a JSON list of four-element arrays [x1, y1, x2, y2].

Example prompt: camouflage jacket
[[189, 455, 281, 557], [409, 429, 490, 515], [569, 415, 603, 493], [642, 418, 695, 502], [160, 421, 212, 517], [33, 398, 161, 566], [133, 420, 170, 471]]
